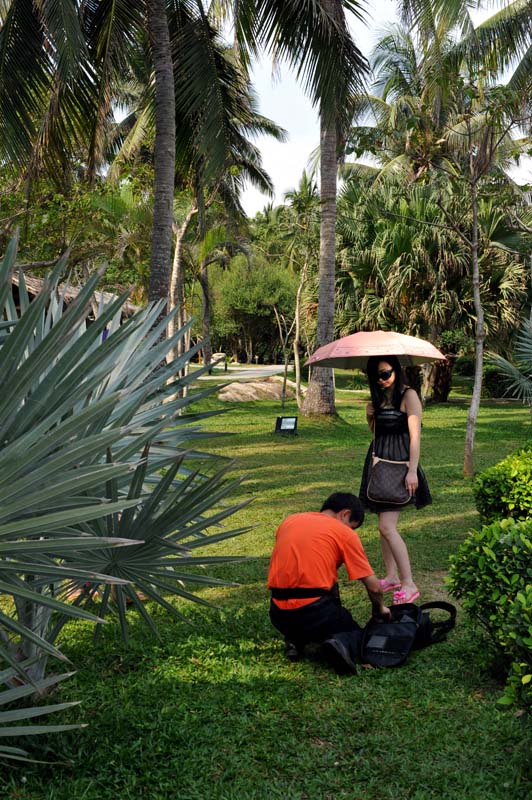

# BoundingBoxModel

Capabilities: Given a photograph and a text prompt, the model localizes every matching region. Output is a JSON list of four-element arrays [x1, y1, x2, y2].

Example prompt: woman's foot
[[379, 577, 401, 592], [392, 585, 420, 605]]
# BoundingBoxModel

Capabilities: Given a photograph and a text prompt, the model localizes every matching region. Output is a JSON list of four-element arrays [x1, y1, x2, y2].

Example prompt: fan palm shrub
[[489, 321, 532, 417], [0, 233, 249, 758]]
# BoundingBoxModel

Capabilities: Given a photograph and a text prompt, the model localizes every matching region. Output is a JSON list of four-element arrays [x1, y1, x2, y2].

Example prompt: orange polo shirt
[[268, 511, 374, 610]]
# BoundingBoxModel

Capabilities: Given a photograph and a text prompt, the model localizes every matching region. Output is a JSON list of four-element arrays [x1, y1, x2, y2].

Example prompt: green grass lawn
[[3, 382, 531, 800]]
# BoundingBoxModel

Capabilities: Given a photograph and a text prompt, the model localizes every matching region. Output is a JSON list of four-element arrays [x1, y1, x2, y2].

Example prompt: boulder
[[218, 376, 305, 402]]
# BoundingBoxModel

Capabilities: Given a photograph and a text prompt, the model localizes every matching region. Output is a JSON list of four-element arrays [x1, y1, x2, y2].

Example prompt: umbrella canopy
[[305, 331, 446, 369]]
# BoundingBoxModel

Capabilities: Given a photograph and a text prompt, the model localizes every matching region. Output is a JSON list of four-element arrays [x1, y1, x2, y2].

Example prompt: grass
[[2, 381, 531, 800]]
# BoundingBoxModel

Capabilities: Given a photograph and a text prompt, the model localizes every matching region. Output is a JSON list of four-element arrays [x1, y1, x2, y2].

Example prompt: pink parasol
[[305, 330, 446, 369]]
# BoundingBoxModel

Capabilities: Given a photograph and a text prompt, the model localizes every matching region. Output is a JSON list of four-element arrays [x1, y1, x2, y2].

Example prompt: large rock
[[218, 376, 305, 402]]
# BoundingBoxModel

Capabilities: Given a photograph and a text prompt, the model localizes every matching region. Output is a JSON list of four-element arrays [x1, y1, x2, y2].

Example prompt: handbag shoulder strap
[[371, 413, 378, 454]]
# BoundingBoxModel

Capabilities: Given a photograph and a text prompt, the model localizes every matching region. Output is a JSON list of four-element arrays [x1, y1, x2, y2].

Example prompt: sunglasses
[[377, 368, 394, 381]]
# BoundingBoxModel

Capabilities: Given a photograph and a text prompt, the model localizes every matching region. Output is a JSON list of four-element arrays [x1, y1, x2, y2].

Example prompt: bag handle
[[418, 601, 457, 641], [419, 600, 456, 618]]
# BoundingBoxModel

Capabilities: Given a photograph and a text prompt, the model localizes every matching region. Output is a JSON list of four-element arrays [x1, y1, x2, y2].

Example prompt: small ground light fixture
[[274, 416, 298, 435]]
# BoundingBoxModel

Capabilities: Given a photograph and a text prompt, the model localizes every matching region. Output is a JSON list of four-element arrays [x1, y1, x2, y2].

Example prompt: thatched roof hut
[[11, 274, 140, 317]]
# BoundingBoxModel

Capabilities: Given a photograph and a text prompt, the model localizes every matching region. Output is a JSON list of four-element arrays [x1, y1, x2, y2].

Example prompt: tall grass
[[3, 384, 530, 800]]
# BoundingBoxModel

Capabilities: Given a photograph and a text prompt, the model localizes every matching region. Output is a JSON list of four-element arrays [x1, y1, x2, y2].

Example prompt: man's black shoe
[[284, 640, 302, 662], [322, 637, 357, 675]]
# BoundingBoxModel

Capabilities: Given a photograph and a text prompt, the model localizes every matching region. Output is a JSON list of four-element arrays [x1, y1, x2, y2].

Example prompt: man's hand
[[361, 574, 391, 618]]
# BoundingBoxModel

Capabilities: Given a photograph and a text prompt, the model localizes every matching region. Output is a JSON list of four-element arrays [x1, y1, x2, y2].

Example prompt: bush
[[482, 366, 505, 398], [447, 359, 504, 395], [0, 233, 248, 759], [439, 329, 471, 359], [473, 446, 532, 522], [498, 585, 532, 713], [352, 370, 366, 389], [448, 517, 532, 639], [448, 518, 532, 714], [454, 355, 475, 376]]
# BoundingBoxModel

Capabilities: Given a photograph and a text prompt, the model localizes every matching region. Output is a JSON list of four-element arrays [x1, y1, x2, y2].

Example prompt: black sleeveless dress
[[359, 406, 432, 512]]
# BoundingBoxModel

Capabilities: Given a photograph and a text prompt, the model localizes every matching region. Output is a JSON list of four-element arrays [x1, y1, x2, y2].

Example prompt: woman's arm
[[404, 389, 422, 494]]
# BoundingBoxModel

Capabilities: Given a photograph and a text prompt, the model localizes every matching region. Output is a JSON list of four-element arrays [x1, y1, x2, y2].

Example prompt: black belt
[[270, 586, 333, 600]]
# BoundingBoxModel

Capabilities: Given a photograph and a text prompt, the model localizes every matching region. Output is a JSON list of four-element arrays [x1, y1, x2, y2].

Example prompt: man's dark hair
[[320, 492, 365, 525]]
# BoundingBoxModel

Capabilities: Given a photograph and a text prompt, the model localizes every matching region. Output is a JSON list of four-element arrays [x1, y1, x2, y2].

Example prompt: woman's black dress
[[359, 406, 432, 512]]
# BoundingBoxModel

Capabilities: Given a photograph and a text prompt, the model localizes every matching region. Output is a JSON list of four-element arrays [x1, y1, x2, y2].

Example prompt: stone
[[217, 376, 305, 402]]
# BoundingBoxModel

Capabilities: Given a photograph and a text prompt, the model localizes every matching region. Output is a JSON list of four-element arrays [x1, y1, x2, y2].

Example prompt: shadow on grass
[[12, 599, 530, 800]]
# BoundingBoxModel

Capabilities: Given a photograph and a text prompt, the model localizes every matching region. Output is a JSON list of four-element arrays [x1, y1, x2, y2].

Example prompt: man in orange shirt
[[268, 492, 390, 674]]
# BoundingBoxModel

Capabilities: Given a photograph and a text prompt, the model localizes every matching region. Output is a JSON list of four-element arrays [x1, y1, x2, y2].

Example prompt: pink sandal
[[393, 589, 420, 605], [379, 578, 402, 592]]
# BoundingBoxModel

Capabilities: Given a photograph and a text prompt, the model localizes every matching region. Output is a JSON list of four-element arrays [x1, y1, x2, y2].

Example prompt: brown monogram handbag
[[367, 454, 411, 505]]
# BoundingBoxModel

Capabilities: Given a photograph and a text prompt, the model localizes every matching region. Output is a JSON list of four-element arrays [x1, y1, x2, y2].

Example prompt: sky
[[240, 0, 524, 216]]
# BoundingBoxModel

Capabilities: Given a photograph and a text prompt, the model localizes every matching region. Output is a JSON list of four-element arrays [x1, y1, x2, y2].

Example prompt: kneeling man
[[268, 492, 389, 673]]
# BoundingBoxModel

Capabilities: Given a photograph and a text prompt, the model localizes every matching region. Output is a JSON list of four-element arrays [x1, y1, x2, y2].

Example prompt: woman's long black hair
[[366, 355, 405, 410]]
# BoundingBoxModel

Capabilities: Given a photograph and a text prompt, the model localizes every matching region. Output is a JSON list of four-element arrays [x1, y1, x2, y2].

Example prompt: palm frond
[[235, 0, 368, 125]]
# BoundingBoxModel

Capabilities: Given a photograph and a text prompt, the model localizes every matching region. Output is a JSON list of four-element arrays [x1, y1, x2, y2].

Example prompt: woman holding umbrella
[[358, 355, 432, 604], [306, 331, 442, 605]]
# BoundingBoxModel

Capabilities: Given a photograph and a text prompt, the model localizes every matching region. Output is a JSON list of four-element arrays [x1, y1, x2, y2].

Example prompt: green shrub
[[439, 329, 471, 357], [352, 370, 366, 389], [448, 517, 532, 640], [473, 446, 532, 522], [0, 234, 248, 759], [448, 519, 532, 714], [454, 355, 475, 376], [482, 366, 505, 398], [498, 585, 532, 714]]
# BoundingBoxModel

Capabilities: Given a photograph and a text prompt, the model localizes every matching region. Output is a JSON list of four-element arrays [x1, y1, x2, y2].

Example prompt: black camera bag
[[361, 601, 456, 668]]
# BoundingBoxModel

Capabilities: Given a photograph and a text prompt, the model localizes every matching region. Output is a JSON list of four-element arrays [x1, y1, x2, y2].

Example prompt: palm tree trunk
[[146, 0, 175, 304], [168, 205, 197, 354], [464, 177, 484, 477], [199, 260, 212, 370], [293, 265, 307, 408], [301, 109, 337, 416]]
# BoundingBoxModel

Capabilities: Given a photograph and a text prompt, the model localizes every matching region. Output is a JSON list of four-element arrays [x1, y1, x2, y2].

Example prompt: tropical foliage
[[338, 178, 528, 348], [0, 233, 249, 758], [211, 254, 297, 362], [489, 320, 532, 411], [341, 12, 532, 471]]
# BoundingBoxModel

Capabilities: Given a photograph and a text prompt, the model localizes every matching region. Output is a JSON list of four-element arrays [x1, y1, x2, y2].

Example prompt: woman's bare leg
[[378, 510, 417, 596], [380, 534, 399, 584]]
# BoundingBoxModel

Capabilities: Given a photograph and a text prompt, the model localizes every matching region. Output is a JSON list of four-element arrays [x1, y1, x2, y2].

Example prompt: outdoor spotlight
[[274, 416, 298, 435]]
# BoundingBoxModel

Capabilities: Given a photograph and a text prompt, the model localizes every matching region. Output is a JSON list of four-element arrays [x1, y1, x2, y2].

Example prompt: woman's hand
[[405, 467, 418, 497]]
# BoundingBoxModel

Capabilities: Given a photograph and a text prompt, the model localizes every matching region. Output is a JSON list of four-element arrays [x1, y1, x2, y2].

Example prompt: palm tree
[[489, 320, 532, 418], [347, 20, 530, 474], [212, 0, 369, 415], [0, 2, 276, 306], [105, 32, 285, 361], [338, 174, 529, 400], [0, 2, 168, 299], [146, 0, 176, 302], [1, 1, 369, 363]]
